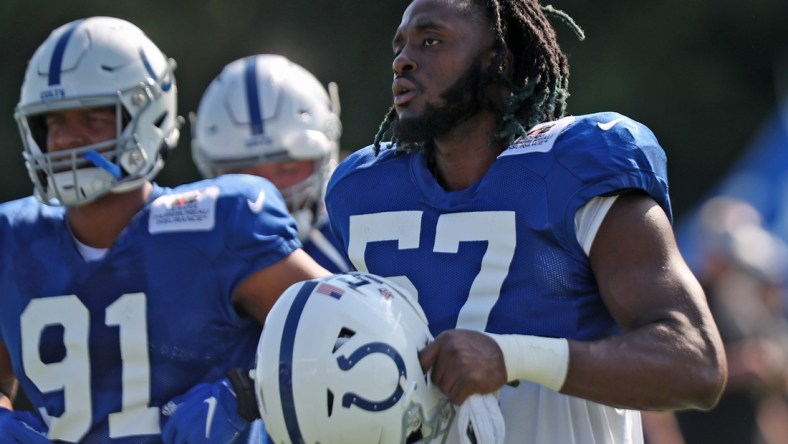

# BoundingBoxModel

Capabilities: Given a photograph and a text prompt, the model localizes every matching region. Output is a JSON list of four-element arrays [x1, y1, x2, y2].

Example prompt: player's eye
[[87, 115, 115, 132], [423, 38, 440, 47], [45, 115, 63, 129]]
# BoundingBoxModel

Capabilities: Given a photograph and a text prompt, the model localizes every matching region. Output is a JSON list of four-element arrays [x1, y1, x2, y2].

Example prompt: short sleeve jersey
[[325, 112, 669, 444], [326, 112, 670, 341], [0, 174, 299, 443]]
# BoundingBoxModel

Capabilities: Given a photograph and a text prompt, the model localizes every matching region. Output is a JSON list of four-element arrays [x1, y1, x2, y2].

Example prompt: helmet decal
[[337, 342, 407, 411]]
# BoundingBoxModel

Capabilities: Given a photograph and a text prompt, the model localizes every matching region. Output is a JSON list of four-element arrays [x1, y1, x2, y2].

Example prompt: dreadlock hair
[[373, 0, 584, 155]]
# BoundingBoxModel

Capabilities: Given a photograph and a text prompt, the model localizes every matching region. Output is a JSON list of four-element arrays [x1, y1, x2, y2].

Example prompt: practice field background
[[0, 0, 787, 219]]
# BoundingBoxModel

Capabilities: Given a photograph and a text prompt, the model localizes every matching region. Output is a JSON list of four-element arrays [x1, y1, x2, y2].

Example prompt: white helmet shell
[[191, 54, 341, 239], [15, 16, 180, 206], [255, 272, 453, 444]]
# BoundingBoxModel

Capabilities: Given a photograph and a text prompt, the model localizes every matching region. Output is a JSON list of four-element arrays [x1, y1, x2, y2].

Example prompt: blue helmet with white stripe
[[254, 272, 454, 444], [15, 16, 180, 206], [190, 54, 341, 239]]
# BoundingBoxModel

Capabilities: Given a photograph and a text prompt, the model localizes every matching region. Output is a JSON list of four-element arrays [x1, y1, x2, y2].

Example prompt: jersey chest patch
[[149, 186, 219, 234], [499, 116, 575, 157]]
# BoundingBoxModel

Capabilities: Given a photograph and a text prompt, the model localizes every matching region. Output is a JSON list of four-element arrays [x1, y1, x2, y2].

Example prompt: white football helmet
[[14, 16, 180, 206], [255, 272, 454, 444], [191, 54, 341, 240]]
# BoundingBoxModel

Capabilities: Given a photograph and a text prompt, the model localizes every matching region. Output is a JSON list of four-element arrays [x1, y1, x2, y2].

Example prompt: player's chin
[[395, 105, 421, 121]]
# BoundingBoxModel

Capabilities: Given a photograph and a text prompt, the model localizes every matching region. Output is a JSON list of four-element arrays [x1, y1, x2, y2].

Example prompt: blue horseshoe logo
[[336, 342, 407, 411]]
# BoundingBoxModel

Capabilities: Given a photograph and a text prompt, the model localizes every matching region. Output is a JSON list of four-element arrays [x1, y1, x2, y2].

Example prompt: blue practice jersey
[[327, 112, 667, 442], [0, 174, 300, 443], [326, 112, 671, 340]]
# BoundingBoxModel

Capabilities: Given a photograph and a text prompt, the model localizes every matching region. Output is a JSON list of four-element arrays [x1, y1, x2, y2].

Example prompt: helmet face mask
[[254, 272, 454, 444], [191, 54, 341, 239], [15, 17, 180, 206]]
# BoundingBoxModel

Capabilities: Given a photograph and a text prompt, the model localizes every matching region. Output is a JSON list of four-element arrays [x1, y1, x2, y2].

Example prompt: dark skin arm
[[420, 192, 727, 409], [565, 192, 726, 409]]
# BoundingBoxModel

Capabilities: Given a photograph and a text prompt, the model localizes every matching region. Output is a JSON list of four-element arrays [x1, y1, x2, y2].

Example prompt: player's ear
[[499, 50, 514, 78], [487, 47, 514, 79]]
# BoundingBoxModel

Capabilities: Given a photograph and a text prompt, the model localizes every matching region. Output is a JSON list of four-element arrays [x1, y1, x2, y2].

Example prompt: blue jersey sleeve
[[556, 113, 670, 210], [505, 112, 671, 259], [205, 174, 302, 297]]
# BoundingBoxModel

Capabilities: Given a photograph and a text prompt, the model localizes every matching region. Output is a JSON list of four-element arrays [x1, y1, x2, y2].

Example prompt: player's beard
[[391, 56, 486, 150]]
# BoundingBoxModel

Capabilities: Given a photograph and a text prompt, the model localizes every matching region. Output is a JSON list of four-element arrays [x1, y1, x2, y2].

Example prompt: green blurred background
[[1, 0, 787, 218]]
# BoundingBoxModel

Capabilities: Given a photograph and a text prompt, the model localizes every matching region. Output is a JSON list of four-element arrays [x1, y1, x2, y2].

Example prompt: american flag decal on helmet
[[316, 283, 344, 299]]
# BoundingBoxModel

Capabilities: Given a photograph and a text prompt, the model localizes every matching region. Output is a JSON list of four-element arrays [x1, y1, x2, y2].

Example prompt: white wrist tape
[[486, 333, 569, 392]]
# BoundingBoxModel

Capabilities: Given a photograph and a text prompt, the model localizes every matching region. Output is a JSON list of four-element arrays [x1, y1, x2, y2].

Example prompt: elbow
[[687, 347, 728, 411], [702, 358, 729, 410]]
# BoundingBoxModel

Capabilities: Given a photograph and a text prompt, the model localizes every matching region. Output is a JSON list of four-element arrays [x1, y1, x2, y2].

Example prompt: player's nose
[[393, 46, 417, 75]]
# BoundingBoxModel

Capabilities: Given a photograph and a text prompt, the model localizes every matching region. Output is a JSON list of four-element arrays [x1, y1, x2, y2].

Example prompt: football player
[[0, 16, 328, 443], [191, 54, 351, 273], [325, 0, 728, 443]]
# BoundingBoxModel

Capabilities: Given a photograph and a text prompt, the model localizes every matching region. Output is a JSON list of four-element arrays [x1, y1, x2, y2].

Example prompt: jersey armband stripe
[[486, 333, 569, 392]]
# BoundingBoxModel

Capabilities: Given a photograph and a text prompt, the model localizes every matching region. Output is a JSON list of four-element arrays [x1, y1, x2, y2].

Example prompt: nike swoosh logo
[[597, 117, 627, 131], [247, 190, 266, 214], [204, 396, 217, 438]]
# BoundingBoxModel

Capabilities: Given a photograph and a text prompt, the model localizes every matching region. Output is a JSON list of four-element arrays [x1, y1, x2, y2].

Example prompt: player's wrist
[[485, 333, 569, 392], [227, 368, 260, 422]]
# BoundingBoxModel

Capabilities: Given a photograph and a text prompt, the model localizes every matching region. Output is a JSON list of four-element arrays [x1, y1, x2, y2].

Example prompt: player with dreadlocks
[[326, 0, 727, 442], [373, 0, 582, 154]]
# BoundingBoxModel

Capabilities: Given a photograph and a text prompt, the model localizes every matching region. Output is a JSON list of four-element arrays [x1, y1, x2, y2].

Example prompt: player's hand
[[0, 408, 52, 443], [161, 376, 253, 444], [419, 329, 508, 405]]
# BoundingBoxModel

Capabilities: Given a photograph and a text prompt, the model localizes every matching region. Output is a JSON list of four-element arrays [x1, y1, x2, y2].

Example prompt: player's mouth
[[393, 77, 417, 107]]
